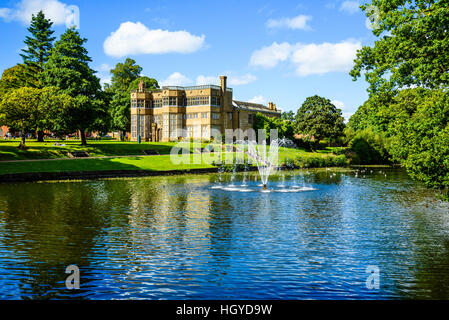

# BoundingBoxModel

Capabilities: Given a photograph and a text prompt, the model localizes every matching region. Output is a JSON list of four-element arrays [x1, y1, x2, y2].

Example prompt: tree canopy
[[350, 0, 449, 94], [349, 0, 449, 197], [0, 87, 74, 148], [43, 27, 106, 145], [20, 10, 55, 87], [295, 95, 345, 143]]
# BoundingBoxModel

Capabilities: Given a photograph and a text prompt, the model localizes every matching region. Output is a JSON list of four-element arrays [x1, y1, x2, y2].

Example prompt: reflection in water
[[0, 169, 448, 299]]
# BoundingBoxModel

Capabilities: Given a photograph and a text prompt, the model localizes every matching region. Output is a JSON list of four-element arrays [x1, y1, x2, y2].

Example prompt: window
[[193, 125, 201, 138], [186, 96, 210, 106], [201, 125, 209, 139], [168, 97, 177, 106], [202, 112, 208, 119], [186, 113, 199, 119], [228, 113, 233, 120], [153, 99, 162, 108], [248, 114, 254, 124], [212, 113, 220, 120], [163, 114, 169, 138], [211, 96, 220, 106], [131, 100, 137, 108]]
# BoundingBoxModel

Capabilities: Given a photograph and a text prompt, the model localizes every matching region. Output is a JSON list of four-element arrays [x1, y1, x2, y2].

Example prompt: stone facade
[[130, 76, 281, 142]]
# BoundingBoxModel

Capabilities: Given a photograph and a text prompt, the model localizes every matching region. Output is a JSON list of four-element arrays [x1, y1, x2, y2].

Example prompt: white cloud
[[196, 73, 257, 86], [160, 72, 193, 87], [250, 40, 361, 76], [103, 21, 205, 58], [339, 1, 360, 14], [291, 40, 361, 76], [249, 42, 291, 68], [98, 64, 112, 73], [196, 75, 219, 86], [266, 14, 312, 30], [0, 0, 76, 25], [249, 95, 266, 104], [331, 100, 345, 109], [228, 74, 257, 86]]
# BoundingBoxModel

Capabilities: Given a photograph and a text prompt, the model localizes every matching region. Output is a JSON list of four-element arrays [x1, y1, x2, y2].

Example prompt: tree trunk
[[37, 130, 44, 142], [122, 131, 126, 141], [79, 130, 87, 145], [18, 135, 26, 149]]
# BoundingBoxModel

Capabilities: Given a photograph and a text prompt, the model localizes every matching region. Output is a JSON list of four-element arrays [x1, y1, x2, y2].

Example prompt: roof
[[232, 100, 281, 114]]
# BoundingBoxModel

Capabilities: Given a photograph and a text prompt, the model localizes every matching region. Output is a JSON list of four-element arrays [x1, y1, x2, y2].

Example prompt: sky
[[0, 0, 378, 120]]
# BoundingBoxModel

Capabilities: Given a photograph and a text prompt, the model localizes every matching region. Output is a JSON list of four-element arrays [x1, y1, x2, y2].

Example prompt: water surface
[[0, 169, 448, 300]]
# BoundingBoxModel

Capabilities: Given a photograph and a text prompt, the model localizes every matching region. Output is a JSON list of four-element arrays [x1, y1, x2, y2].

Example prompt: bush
[[348, 128, 391, 165]]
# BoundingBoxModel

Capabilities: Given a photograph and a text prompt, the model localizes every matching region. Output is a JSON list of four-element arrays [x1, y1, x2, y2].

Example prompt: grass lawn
[[0, 139, 342, 175], [0, 154, 216, 175], [0, 139, 181, 161]]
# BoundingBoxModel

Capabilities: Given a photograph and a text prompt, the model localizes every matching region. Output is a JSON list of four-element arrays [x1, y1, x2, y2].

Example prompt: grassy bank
[[0, 154, 216, 175], [0, 140, 180, 161], [0, 140, 346, 176]]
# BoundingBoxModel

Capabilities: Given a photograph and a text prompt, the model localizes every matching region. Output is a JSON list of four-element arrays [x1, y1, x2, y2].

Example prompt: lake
[[0, 168, 448, 300]]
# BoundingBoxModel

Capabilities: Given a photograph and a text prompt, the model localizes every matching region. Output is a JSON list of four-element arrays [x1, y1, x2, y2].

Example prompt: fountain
[[211, 137, 317, 193]]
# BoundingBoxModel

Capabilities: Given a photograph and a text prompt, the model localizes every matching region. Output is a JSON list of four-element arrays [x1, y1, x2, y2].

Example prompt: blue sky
[[0, 0, 377, 119]]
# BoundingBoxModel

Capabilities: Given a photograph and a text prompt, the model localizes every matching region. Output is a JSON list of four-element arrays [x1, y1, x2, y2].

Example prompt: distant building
[[130, 76, 281, 142], [0, 126, 8, 138]]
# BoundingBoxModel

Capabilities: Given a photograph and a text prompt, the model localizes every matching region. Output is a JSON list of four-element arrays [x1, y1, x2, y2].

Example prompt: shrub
[[348, 128, 391, 164]]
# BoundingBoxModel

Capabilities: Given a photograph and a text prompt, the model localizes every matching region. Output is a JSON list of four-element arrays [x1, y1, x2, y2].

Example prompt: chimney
[[220, 76, 227, 95], [268, 102, 273, 110], [138, 79, 145, 92]]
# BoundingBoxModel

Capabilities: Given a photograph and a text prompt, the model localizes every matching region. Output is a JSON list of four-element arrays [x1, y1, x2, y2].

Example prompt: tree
[[0, 64, 40, 96], [254, 113, 294, 141], [43, 27, 106, 145], [108, 58, 142, 92], [109, 70, 159, 139], [388, 89, 449, 197], [0, 87, 73, 148], [128, 76, 159, 92], [20, 10, 55, 86], [349, 1, 449, 198], [350, 1, 449, 94], [107, 59, 142, 139], [295, 95, 345, 145], [281, 111, 295, 121]]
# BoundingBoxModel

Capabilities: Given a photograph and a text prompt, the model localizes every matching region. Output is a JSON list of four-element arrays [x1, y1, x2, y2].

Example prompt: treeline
[[0, 11, 158, 147], [346, 0, 449, 198], [255, 95, 346, 149]]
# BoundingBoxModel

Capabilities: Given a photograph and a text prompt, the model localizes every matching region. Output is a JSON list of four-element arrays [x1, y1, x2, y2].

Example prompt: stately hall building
[[130, 76, 281, 142]]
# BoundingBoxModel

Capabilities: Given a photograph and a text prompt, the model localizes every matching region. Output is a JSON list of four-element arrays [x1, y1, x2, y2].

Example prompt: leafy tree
[[348, 127, 391, 165], [281, 110, 295, 121], [351, 1, 449, 94], [128, 76, 159, 92], [0, 87, 73, 148], [43, 27, 106, 145], [349, 1, 449, 197], [388, 89, 449, 197], [0, 64, 40, 96], [254, 113, 294, 141], [107, 59, 142, 139], [110, 72, 159, 139], [20, 10, 55, 86], [108, 58, 142, 92], [295, 95, 345, 145]]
